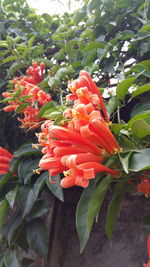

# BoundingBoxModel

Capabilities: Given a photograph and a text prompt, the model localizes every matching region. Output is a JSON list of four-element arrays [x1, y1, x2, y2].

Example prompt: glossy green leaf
[[27, 218, 49, 260], [2, 55, 16, 64], [88, 175, 112, 232], [83, 42, 105, 52], [29, 199, 49, 219], [18, 157, 39, 184], [15, 103, 30, 114], [17, 187, 37, 217], [0, 173, 12, 189], [130, 102, 150, 118], [128, 112, 150, 128], [106, 96, 120, 117], [132, 83, 150, 98], [0, 199, 9, 234], [116, 78, 135, 100], [46, 175, 64, 202], [14, 144, 41, 158], [4, 249, 22, 267], [119, 152, 132, 173], [6, 189, 17, 208], [76, 182, 95, 253], [9, 158, 20, 173], [129, 148, 150, 172], [7, 214, 22, 245], [38, 102, 58, 118], [105, 182, 127, 240], [34, 172, 47, 198], [7, 61, 27, 77], [131, 119, 150, 139]]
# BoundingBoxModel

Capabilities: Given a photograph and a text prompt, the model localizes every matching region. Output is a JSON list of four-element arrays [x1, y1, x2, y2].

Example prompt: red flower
[[68, 70, 110, 123], [38, 70, 121, 188], [0, 147, 13, 175], [2, 62, 51, 129], [136, 171, 150, 196]]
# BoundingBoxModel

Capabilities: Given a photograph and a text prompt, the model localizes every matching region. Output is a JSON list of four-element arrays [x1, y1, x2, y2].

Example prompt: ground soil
[[49, 189, 150, 267]]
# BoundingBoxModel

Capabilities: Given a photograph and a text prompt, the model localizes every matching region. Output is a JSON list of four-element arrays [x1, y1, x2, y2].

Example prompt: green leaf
[[56, 67, 74, 79], [9, 158, 20, 173], [0, 173, 13, 189], [131, 119, 150, 139], [119, 152, 132, 173], [105, 182, 126, 240], [18, 157, 39, 184], [76, 182, 95, 252], [15, 103, 30, 114], [129, 148, 150, 172], [0, 41, 8, 48], [0, 199, 9, 234], [2, 56, 17, 64], [27, 218, 49, 260], [7, 215, 22, 246], [7, 61, 27, 77], [132, 83, 150, 98], [38, 102, 58, 118], [88, 175, 112, 232], [83, 42, 105, 52], [106, 96, 120, 117], [53, 115, 64, 125], [116, 78, 135, 100], [34, 172, 47, 198], [14, 144, 41, 158], [141, 214, 150, 234], [6, 189, 17, 208], [42, 111, 61, 120], [29, 200, 49, 219], [46, 175, 64, 202], [130, 102, 150, 118], [128, 112, 150, 128], [119, 135, 137, 152], [111, 123, 126, 134], [4, 249, 22, 267], [17, 187, 37, 217], [15, 224, 28, 251]]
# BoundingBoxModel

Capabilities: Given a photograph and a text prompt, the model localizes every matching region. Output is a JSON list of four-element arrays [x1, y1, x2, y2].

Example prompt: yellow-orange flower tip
[[113, 147, 123, 154], [102, 150, 109, 158], [32, 143, 40, 149], [63, 170, 72, 177], [33, 168, 41, 174], [72, 110, 79, 118], [145, 194, 149, 198], [107, 121, 112, 127]]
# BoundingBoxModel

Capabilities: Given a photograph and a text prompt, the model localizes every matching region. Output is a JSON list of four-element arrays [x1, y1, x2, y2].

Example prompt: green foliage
[[0, 0, 150, 263]]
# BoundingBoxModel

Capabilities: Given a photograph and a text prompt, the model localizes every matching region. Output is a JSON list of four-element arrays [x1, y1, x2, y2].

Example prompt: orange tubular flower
[[38, 70, 121, 188], [61, 161, 119, 188], [143, 235, 150, 267], [2, 62, 51, 129], [0, 147, 13, 175], [136, 179, 150, 197]]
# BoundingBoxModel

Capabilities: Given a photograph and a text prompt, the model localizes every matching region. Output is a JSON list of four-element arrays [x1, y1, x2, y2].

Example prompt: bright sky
[[27, 0, 82, 15]]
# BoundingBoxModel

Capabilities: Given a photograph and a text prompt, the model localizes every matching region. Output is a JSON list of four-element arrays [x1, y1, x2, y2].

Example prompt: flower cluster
[[2, 62, 51, 129], [38, 71, 121, 188], [0, 147, 13, 175]]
